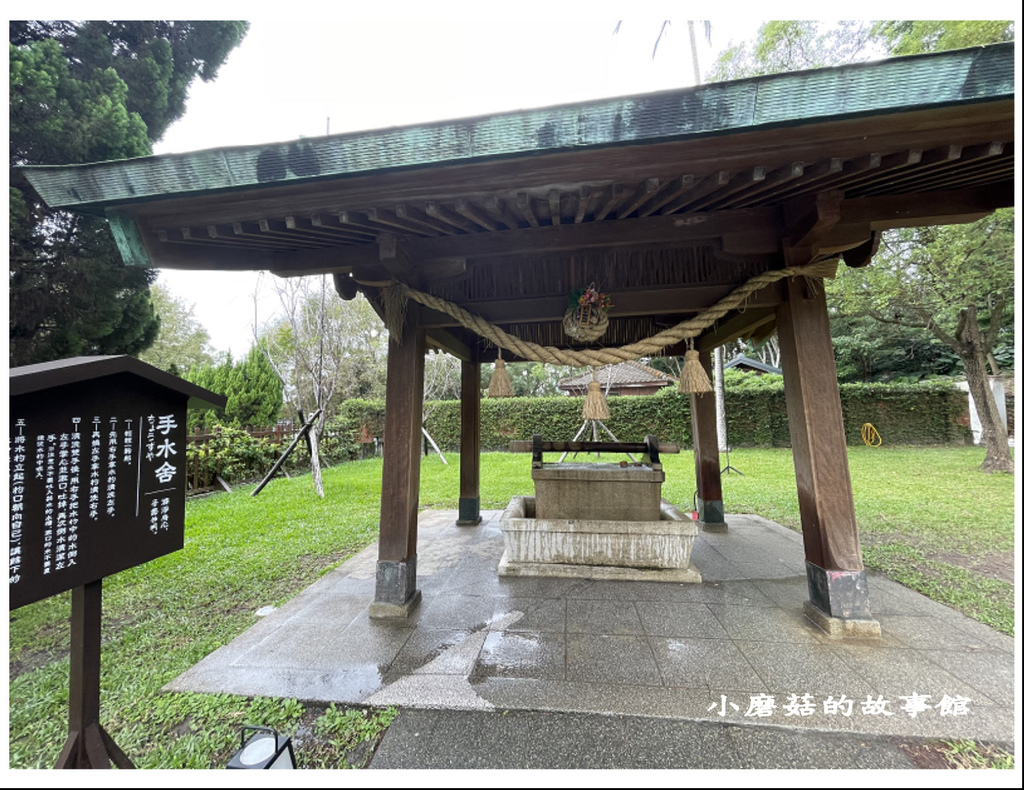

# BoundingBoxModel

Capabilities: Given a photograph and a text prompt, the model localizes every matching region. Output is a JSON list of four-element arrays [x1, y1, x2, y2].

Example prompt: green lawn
[[8, 446, 1015, 768]]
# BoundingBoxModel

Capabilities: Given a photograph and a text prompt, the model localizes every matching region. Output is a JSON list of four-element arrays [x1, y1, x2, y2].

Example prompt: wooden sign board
[[9, 357, 225, 610]]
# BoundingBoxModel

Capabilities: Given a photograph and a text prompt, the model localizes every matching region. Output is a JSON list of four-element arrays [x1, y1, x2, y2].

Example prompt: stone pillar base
[[369, 589, 422, 619], [370, 557, 421, 619], [456, 497, 482, 526], [697, 498, 726, 531], [803, 601, 881, 639], [804, 562, 880, 638]]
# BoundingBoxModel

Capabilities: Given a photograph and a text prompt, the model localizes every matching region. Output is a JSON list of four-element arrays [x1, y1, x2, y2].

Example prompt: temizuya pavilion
[[19, 43, 1014, 636]]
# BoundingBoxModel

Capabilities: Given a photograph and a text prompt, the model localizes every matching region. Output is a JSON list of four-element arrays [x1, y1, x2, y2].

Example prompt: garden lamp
[[226, 725, 296, 769]]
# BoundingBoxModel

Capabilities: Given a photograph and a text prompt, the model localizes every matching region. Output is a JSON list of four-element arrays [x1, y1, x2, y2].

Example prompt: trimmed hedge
[[332, 377, 970, 452]]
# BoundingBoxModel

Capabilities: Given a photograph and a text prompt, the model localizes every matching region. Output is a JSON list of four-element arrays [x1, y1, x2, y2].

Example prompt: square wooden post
[[457, 358, 482, 526], [370, 308, 426, 618], [689, 350, 726, 531], [56, 580, 134, 769], [775, 277, 879, 637]]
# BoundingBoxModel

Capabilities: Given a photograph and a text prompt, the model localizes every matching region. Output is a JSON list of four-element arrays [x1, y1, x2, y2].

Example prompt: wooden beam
[[367, 207, 442, 237], [333, 272, 359, 300], [419, 283, 784, 328], [783, 190, 844, 260], [573, 185, 592, 223], [286, 214, 372, 244], [257, 218, 324, 246], [377, 232, 415, 282], [692, 306, 778, 354], [770, 154, 877, 203], [455, 198, 499, 231], [840, 184, 1010, 229], [638, 175, 695, 217], [148, 229, 279, 270], [416, 205, 781, 258], [394, 204, 456, 235], [873, 156, 1011, 196], [731, 162, 805, 209], [516, 192, 540, 227], [426, 200, 480, 233], [269, 205, 783, 274], [484, 196, 521, 230], [337, 210, 392, 235], [688, 167, 766, 213], [425, 327, 473, 360], [841, 231, 880, 268], [659, 170, 730, 214], [616, 178, 660, 219], [547, 190, 562, 226], [593, 184, 628, 221], [159, 225, 288, 251], [310, 213, 378, 241]]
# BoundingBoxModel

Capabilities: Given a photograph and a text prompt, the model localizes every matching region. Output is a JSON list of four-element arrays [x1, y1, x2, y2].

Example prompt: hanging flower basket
[[563, 284, 612, 342]]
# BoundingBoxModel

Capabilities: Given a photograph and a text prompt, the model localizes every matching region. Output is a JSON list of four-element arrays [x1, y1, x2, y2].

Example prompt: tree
[[135, 283, 218, 375], [225, 347, 285, 428], [871, 20, 1014, 55], [710, 20, 1013, 81], [186, 348, 284, 431], [709, 21, 877, 80], [259, 279, 388, 438], [9, 21, 249, 366], [829, 210, 1014, 473], [423, 351, 462, 403], [481, 361, 575, 397], [710, 19, 1015, 474], [828, 312, 965, 383]]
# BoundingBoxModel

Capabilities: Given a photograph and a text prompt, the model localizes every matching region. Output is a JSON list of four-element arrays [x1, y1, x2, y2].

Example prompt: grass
[[8, 468, 392, 769], [902, 739, 1016, 769], [8, 446, 1015, 768]]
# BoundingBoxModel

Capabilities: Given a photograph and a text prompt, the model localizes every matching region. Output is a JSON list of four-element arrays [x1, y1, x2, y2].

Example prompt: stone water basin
[[532, 461, 665, 522], [498, 494, 701, 583]]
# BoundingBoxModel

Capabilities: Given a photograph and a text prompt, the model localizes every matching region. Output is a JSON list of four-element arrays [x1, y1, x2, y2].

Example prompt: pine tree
[[225, 347, 285, 428], [9, 21, 249, 366]]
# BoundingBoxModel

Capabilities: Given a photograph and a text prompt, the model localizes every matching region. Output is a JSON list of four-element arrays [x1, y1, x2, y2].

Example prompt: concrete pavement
[[165, 508, 1015, 768]]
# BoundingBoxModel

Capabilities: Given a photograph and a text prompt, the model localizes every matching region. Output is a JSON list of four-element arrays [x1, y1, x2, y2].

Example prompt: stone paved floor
[[166, 509, 1014, 741]]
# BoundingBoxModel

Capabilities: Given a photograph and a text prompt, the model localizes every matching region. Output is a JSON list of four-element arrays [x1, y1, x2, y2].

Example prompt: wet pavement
[[165, 509, 1016, 766]]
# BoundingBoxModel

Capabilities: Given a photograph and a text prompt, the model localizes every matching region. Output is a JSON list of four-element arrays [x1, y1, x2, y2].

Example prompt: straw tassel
[[581, 368, 610, 420], [488, 352, 514, 397], [678, 341, 712, 394]]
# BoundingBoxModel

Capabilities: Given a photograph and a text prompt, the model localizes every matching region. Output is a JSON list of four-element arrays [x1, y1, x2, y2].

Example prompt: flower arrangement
[[563, 283, 612, 341], [570, 285, 613, 312]]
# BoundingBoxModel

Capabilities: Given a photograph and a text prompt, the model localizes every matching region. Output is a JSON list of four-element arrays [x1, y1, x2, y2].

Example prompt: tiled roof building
[[559, 361, 675, 397]]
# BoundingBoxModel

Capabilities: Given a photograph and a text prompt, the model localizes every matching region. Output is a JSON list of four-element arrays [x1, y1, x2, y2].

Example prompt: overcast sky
[[149, 8, 774, 357]]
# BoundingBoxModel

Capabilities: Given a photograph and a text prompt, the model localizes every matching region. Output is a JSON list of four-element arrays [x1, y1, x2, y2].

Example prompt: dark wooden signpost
[[9, 356, 226, 769]]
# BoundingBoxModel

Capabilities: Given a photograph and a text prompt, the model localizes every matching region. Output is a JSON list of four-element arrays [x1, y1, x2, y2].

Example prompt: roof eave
[[17, 42, 1014, 215]]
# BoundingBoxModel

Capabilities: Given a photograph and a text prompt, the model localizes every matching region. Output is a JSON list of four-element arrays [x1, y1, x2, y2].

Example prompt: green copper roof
[[18, 43, 1014, 213]]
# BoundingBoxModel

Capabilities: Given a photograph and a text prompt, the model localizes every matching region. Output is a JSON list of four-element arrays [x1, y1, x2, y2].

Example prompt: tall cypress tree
[[9, 21, 249, 366], [225, 347, 284, 428]]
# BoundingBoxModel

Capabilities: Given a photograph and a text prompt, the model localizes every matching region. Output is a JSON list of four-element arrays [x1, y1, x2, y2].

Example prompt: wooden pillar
[[370, 306, 426, 618], [689, 350, 726, 530], [457, 358, 482, 526], [776, 276, 878, 635]]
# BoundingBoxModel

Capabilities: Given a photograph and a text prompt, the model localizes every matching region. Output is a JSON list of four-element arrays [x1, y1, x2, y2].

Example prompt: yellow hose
[[861, 423, 882, 447]]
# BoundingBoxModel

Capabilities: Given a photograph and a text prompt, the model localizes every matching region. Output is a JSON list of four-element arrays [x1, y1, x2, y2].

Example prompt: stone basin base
[[498, 496, 701, 583]]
